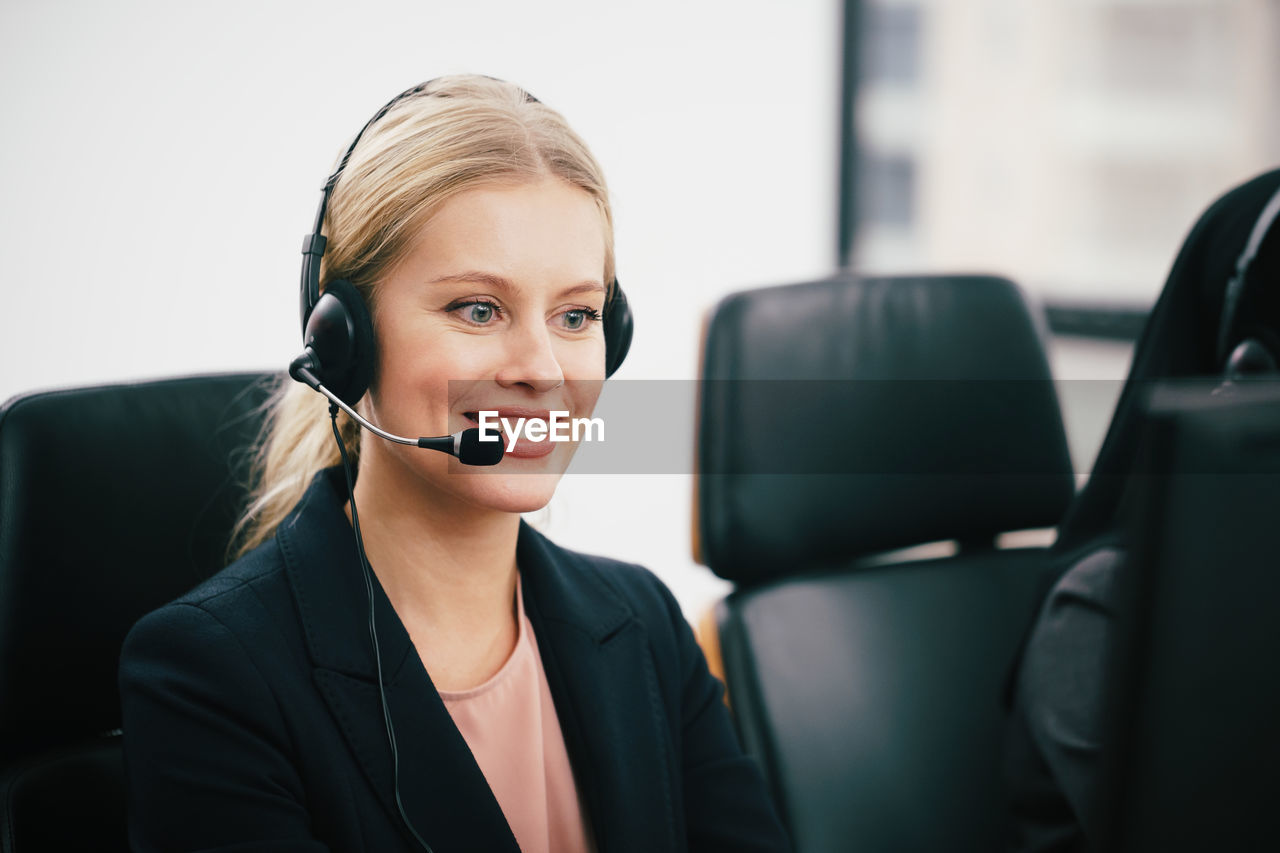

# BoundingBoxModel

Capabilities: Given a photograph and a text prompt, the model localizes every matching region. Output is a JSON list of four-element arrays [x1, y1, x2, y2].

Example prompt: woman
[[1004, 166, 1280, 852], [119, 75, 791, 853]]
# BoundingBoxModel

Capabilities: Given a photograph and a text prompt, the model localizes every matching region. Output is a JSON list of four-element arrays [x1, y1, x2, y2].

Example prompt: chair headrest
[[696, 274, 1074, 584], [0, 373, 274, 760]]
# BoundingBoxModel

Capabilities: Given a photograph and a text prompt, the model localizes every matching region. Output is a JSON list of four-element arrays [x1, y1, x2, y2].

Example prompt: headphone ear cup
[[603, 280, 634, 378], [302, 279, 376, 405], [1224, 338, 1280, 380]]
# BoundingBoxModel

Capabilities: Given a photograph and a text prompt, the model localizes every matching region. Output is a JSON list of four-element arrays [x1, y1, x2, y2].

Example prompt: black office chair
[[0, 373, 275, 852], [694, 274, 1076, 853]]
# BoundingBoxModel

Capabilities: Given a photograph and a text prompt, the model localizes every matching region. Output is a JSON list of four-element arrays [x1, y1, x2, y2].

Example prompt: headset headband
[[300, 79, 542, 334], [1217, 183, 1280, 364], [295, 77, 631, 387]]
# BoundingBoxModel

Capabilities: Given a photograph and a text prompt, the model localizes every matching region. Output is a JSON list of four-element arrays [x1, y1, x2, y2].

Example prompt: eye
[[467, 303, 495, 324], [559, 307, 602, 331], [446, 299, 503, 326]]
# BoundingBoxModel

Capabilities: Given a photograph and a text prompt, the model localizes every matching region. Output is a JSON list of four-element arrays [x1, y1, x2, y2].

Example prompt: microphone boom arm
[[290, 355, 494, 463]]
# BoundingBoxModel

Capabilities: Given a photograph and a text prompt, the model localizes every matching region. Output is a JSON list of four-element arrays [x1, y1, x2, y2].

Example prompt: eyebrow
[[428, 271, 605, 297]]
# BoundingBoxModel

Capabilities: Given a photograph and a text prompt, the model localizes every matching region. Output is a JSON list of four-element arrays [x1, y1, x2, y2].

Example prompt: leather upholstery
[[0, 373, 274, 851], [697, 274, 1074, 584], [0, 737, 126, 853], [696, 274, 1075, 852], [720, 551, 1058, 852]]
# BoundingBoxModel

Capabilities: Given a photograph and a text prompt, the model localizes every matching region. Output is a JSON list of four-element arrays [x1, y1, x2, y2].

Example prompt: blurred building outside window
[[851, 0, 1280, 473]]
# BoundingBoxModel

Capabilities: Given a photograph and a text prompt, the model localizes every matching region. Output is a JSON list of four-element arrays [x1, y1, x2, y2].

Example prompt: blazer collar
[[278, 466, 408, 682], [277, 467, 676, 853], [276, 467, 634, 681]]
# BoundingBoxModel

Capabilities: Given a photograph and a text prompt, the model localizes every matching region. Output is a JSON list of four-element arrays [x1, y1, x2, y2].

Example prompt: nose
[[494, 319, 565, 392]]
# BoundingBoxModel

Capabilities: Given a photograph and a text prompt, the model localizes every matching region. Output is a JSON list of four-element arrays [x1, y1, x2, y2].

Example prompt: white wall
[[0, 0, 840, 617]]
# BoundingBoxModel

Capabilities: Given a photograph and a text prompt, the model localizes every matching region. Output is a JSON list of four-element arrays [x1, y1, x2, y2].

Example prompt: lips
[[461, 407, 560, 459]]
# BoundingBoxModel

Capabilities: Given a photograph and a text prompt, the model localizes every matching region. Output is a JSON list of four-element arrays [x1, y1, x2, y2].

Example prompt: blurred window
[[849, 0, 1280, 308], [862, 3, 921, 86], [859, 151, 916, 229]]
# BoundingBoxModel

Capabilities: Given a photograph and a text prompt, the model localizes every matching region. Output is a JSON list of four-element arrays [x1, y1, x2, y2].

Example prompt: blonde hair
[[233, 75, 615, 556]]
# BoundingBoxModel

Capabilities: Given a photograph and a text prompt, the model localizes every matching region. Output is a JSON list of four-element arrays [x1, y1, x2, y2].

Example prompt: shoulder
[[519, 524, 697, 683], [1019, 545, 1126, 761], [1024, 544, 1126, 681], [1010, 546, 1126, 842], [526, 528, 720, 713], [151, 537, 288, 622], [583, 549, 681, 618], [181, 538, 287, 602], [529, 528, 686, 633], [120, 538, 299, 684], [1037, 545, 1124, 626]]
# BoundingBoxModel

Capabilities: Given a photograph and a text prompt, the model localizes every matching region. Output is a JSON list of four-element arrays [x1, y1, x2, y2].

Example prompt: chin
[[447, 470, 562, 515], [443, 442, 578, 514]]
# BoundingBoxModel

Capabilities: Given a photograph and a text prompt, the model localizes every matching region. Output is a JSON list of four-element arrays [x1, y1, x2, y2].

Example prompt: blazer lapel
[[518, 524, 682, 853], [279, 469, 520, 853]]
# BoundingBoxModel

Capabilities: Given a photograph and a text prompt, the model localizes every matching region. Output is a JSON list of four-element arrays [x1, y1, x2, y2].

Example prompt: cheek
[[375, 315, 481, 383], [566, 374, 606, 418], [558, 334, 609, 382], [369, 325, 454, 421]]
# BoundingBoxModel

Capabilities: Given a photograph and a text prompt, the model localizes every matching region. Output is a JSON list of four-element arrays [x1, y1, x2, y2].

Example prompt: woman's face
[[363, 176, 609, 515]]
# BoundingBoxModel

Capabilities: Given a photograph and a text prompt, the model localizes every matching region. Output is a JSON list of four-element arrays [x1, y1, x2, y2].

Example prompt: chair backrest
[[0, 372, 275, 853], [695, 274, 1075, 852]]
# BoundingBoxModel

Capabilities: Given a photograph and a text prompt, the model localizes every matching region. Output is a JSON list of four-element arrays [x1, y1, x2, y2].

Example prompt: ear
[[302, 279, 377, 405]]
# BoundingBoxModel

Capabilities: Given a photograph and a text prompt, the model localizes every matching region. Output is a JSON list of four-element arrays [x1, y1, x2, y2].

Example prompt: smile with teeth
[[463, 410, 554, 458], [464, 413, 507, 439], [462, 410, 606, 457]]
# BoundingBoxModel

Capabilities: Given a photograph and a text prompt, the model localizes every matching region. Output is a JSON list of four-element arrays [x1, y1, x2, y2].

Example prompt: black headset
[[297, 78, 634, 407], [1216, 182, 1280, 379]]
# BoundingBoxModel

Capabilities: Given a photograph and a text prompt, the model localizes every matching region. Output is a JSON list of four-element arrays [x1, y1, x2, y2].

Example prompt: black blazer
[[119, 468, 791, 852]]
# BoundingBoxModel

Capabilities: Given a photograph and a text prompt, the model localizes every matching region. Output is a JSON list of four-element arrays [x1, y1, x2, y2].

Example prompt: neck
[[345, 443, 521, 689]]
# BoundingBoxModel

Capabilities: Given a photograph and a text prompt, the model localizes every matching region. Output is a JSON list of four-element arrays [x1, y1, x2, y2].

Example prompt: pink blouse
[[438, 577, 596, 853]]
